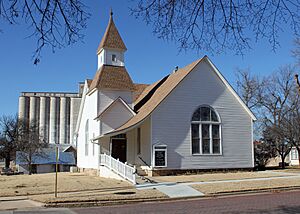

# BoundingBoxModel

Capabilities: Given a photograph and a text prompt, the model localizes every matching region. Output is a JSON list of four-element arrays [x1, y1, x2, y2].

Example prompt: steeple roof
[[97, 11, 127, 54], [89, 65, 135, 93]]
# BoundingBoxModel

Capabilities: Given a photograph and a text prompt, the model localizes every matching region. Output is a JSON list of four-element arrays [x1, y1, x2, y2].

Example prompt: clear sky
[[0, 1, 297, 117]]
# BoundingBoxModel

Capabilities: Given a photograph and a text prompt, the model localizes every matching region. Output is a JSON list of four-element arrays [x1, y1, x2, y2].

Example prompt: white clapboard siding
[[101, 99, 134, 134], [77, 89, 100, 169], [151, 60, 254, 169], [98, 90, 133, 114]]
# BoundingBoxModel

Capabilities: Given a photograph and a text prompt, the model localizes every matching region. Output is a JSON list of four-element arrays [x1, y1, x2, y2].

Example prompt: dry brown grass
[[0, 172, 131, 197], [150, 171, 290, 183], [192, 177, 300, 194], [29, 188, 167, 203], [275, 168, 300, 173]]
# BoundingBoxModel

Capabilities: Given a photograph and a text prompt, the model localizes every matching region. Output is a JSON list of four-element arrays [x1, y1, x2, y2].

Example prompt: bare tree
[[235, 68, 264, 138], [254, 140, 277, 170], [280, 91, 300, 165], [262, 123, 291, 169], [0, 115, 21, 169], [293, 38, 300, 91], [0, 0, 89, 64], [17, 122, 47, 175], [292, 38, 300, 66], [131, 1, 300, 55], [235, 68, 262, 111], [295, 74, 300, 94], [259, 65, 297, 168]]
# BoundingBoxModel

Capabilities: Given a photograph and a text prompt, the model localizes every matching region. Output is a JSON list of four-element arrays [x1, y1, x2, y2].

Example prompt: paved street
[[1, 190, 300, 214], [72, 190, 300, 214]]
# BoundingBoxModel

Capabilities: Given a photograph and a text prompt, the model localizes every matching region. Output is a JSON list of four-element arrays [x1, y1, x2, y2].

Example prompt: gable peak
[[97, 10, 127, 54]]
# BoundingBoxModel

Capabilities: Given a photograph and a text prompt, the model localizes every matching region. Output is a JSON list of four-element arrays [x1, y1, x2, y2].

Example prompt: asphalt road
[[73, 190, 300, 214], [2, 190, 300, 214]]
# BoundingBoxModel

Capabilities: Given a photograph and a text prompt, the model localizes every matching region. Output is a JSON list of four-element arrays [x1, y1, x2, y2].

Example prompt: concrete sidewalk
[[136, 171, 300, 198], [0, 197, 44, 211]]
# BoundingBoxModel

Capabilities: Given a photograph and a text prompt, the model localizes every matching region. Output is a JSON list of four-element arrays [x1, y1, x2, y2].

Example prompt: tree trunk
[[28, 155, 32, 175], [297, 148, 300, 166], [280, 154, 285, 169], [4, 154, 10, 169], [28, 163, 32, 175]]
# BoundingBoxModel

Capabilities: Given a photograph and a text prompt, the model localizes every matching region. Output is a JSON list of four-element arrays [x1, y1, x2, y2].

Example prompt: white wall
[[97, 49, 125, 69], [151, 61, 254, 170], [98, 90, 133, 115], [77, 85, 100, 170], [289, 148, 299, 166], [101, 100, 134, 134]]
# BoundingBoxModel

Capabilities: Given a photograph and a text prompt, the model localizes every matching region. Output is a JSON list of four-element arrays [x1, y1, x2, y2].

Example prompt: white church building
[[74, 12, 257, 180]]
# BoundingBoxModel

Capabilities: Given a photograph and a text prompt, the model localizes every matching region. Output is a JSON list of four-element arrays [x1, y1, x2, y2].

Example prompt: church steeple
[[97, 10, 127, 69]]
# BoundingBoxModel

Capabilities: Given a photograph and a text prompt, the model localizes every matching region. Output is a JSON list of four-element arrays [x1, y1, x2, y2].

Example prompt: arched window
[[191, 106, 221, 155], [85, 120, 89, 156]]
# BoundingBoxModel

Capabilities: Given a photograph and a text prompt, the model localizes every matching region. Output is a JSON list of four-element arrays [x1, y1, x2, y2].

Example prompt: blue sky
[[0, 1, 297, 116]]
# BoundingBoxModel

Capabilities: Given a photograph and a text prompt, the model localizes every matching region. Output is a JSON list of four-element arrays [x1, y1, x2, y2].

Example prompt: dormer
[[97, 10, 127, 69]]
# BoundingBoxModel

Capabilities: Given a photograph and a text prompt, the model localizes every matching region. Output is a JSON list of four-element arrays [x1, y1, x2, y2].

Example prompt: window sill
[[192, 153, 223, 156]]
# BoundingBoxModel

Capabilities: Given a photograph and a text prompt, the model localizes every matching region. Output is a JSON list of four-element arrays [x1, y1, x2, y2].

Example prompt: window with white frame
[[85, 120, 89, 156], [191, 106, 221, 155]]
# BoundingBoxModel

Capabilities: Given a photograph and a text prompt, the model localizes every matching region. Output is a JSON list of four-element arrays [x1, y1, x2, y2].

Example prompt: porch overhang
[[92, 116, 149, 142]]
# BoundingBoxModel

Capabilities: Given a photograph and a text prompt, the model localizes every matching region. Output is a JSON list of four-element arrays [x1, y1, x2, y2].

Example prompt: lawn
[[30, 188, 167, 204], [192, 177, 300, 194], [149, 171, 294, 183], [0, 172, 131, 197]]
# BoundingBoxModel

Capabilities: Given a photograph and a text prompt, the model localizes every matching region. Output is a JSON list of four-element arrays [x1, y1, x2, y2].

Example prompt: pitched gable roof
[[89, 65, 135, 93], [97, 14, 127, 53], [95, 97, 135, 120], [133, 83, 150, 102], [86, 79, 93, 87], [93, 56, 256, 140], [93, 58, 203, 139]]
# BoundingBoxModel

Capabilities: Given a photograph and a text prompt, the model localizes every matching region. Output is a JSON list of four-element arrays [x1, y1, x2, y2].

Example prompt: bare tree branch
[[131, 0, 300, 55], [0, 0, 89, 64]]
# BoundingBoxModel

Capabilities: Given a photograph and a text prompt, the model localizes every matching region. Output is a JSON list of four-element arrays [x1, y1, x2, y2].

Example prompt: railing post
[[116, 158, 119, 173], [124, 162, 127, 178], [109, 155, 112, 169], [133, 165, 136, 184]]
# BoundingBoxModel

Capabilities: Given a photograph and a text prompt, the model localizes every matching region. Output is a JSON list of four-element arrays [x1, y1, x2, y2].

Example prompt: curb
[[43, 186, 300, 208], [0, 196, 28, 202]]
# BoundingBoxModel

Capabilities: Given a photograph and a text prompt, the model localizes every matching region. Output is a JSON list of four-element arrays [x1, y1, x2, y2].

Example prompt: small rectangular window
[[112, 54, 116, 62], [137, 128, 141, 155]]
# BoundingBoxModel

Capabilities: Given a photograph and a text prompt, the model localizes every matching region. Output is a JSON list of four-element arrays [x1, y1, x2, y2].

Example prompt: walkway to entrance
[[136, 182, 204, 198]]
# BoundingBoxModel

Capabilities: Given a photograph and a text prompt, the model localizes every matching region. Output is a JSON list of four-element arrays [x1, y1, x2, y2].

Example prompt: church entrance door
[[111, 139, 127, 163]]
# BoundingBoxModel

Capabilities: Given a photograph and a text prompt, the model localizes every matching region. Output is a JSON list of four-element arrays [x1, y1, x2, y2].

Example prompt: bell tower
[[97, 10, 127, 69]]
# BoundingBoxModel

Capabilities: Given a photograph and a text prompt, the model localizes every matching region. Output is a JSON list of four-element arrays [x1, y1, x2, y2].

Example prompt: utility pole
[[55, 145, 59, 198]]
